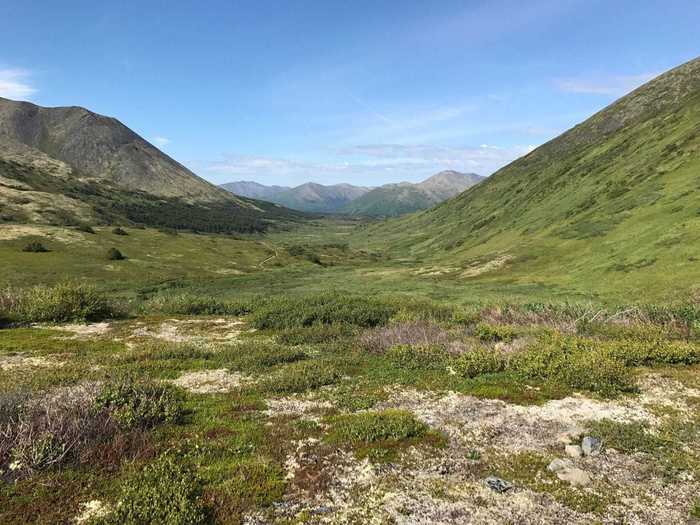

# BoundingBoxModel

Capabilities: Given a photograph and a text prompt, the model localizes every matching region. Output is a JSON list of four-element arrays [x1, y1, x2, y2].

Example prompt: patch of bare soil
[[129, 318, 245, 343], [262, 376, 699, 524], [50, 322, 112, 339], [0, 354, 65, 370], [169, 369, 252, 394]]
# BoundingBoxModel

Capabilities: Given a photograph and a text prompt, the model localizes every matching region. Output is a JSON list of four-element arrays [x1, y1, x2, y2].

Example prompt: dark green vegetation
[[361, 57, 700, 300], [0, 157, 307, 234], [0, 285, 699, 523]]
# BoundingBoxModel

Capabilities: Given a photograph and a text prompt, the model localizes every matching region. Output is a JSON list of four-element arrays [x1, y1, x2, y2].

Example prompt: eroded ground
[[1, 310, 699, 525]]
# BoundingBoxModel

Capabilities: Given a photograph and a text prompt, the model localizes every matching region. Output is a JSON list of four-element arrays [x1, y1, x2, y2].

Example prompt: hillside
[[362, 57, 700, 300], [342, 171, 483, 216], [0, 97, 305, 232], [221, 171, 482, 216]]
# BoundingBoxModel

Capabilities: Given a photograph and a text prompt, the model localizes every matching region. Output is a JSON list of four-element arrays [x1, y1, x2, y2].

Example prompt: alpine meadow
[[1, 3, 700, 524]]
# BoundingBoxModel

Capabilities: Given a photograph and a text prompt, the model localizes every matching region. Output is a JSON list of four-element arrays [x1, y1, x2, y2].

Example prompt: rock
[[581, 436, 602, 456], [547, 458, 572, 473], [565, 445, 583, 458], [311, 506, 332, 515], [555, 467, 591, 486], [485, 476, 514, 493], [548, 458, 591, 486], [556, 426, 583, 444]]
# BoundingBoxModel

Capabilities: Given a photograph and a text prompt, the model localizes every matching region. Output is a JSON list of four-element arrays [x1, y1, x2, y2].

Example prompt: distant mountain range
[[0, 97, 305, 233], [221, 171, 484, 216]]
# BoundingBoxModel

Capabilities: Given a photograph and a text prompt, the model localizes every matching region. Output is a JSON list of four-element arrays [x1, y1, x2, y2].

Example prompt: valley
[[1, 29, 699, 525]]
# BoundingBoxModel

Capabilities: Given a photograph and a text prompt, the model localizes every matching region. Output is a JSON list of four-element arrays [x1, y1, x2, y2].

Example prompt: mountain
[[220, 180, 291, 201], [221, 181, 372, 213], [363, 57, 700, 300], [0, 97, 305, 232], [273, 183, 371, 213], [221, 171, 483, 216], [342, 171, 483, 216]]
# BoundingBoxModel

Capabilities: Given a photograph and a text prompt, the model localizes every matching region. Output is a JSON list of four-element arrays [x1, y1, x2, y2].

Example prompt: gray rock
[[581, 436, 602, 456], [556, 467, 592, 486], [565, 444, 583, 458], [485, 476, 514, 493], [547, 458, 572, 473]]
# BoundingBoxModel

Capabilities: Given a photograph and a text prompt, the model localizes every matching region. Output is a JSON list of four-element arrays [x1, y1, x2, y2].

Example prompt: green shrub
[[691, 498, 700, 519], [452, 347, 507, 378], [556, 349, 635, 396], [211, 460, 286, 512], [95, 378, 183, 430], [276, 324, 354, 345], [220, 341, 306, 371], [605, 339, 700, 366], [261, 360, 342, 393], [386, 344, 450, 370], [107, 247, 125, 261], [249, 294, 396, 330], [143, 293, 254, 316], [95, 454, 208, 525], [512, 334, 634, 395], [474, 322, 517, 342], [585, 420, 665, 454], [327, 410, 427, 444], [112, 227, 128, 235], [22, 241, 49, 253], [6, 283, 117, 323]]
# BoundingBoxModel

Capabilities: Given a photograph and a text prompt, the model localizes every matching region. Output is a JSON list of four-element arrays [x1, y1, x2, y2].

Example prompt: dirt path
[[258, 241, 279, 268]]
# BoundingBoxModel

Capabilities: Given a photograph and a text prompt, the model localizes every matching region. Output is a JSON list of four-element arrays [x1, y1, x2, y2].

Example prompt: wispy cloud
[[194, 143, 535, 186], [555, 72, 658, 96], [0, 68, 36, 99], [151, 136, 171, 148]]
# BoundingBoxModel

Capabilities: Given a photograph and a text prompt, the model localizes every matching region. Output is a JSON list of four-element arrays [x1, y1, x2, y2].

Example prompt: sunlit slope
[[362, 57, 700, 300]]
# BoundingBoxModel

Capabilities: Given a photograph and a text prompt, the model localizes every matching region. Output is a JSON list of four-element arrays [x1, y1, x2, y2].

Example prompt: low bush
[[327, 409, 427, 444], [95, 377, 183, 430], [112, 227, 128, 235], [22, 241, 49, 253], [474, 322, 517, 342], [95, 454, 209, 525], [358, 321, 456, 354], [452, 347, 507, 378], [107, 247, 126, 261], [1, 283, 118, 323], [219, 341, 306, 371], [261, 360, 342, 393], [143, 293, 254, 316], [276, 324, 354, 345], [511, 334, 635, 395], [585, 419, 666, 455], [249, 293, 396, 330], [0, 385, 118, 476], [386, 344, 450, 370], [605, 339, 700, 366]]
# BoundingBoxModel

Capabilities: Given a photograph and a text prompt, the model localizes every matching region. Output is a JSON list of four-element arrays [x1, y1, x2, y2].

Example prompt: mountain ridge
[[221, 170, 483, 216]]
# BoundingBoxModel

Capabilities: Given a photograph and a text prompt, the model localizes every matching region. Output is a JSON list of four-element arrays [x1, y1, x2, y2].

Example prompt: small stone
[[581, 436, 602, 456], [547, 458, 572, 473], [555, 467, 591, 486], [565, 445, 583, 458], [485, 476, 514, 493], [311, 506, 332, 515], [556, 426, 583, 444]]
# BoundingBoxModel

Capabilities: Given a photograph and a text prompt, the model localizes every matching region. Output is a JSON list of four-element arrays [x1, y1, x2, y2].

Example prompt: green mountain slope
[[342, 171, 483, 216], [0, 97, 306, 232], [362, 57, 700, 300]]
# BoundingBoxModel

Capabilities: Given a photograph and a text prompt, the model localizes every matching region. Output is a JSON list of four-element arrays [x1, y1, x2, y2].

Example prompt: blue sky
[[1, 1, 698, 187]]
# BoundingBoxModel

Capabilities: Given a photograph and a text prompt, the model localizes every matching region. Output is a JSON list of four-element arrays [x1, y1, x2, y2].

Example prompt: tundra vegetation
[[0, 283, 698, 524]]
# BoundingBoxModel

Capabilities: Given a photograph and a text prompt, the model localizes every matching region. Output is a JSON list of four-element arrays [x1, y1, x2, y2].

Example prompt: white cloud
[[556, 72, 658, 96], [0, 68, 36, 99], [152, 136, 171, 147]]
